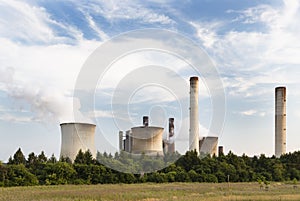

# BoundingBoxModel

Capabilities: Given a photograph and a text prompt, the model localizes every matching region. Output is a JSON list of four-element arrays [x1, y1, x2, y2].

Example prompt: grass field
[[0, 182, 299, 201]]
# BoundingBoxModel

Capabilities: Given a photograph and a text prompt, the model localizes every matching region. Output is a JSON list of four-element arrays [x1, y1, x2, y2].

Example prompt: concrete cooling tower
[[199, 136, 218, 156], [131, 126, 164, 156], [275, 87, 286, 157], [60, 123, 96, 161], [119, 116, 164, 156]]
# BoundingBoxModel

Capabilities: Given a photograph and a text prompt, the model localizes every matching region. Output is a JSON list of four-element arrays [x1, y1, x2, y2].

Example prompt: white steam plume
[[0, 66, 92, 124]]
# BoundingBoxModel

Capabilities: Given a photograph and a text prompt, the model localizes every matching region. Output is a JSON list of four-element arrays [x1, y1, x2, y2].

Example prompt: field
[[0, 182, 300, 201]]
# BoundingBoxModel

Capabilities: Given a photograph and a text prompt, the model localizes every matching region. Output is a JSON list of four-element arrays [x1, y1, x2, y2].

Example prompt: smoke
[[0, 66, 92, 124]]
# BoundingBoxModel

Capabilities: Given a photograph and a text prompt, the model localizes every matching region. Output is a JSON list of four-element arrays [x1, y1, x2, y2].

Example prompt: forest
[[0, 148, 300, 187]]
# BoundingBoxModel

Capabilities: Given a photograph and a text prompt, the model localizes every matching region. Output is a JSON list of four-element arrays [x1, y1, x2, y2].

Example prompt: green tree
[[175, 150, 200, 172], [0, 161, 8, 186], [83, 150, 94, 165], [188, 169, 199, 182], [6, 164, 38, 186], [45, 162, 76, 185], [26, 152, 38, 168], [37, 151, 47, 163], [10, 148, 26, 165], [74, 149, 85, 164], [48, 154, 57, 163]]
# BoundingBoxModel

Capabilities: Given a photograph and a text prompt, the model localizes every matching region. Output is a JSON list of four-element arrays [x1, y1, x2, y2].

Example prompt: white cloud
[[79, 9, 109, 41], [0, 113, 33, 123], [0, 38, 101, 124], [0, 0, 83, 44], [238, 109, 266, 117], [189, 21, 221, 48], [240, 110, 257, 116], [80, 0, 175, 25], [191, 1, 300, 101]]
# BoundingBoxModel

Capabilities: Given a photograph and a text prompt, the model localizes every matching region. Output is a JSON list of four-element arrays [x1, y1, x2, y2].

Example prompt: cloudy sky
[[0, 0, 300, 161]]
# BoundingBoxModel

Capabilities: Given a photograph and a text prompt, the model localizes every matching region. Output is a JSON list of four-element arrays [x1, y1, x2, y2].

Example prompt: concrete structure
[[143, 116, 149, 127], [131, 126, 164, 155], [163, 140, 169, 154], [189, 77, 199, 154], [60, 122, 96, 161], [163, 118, 175, 154], [124, 130, 132, 152], [199, 137, 218, 156], [120, 116, 164, 155], [167, 118, 175, 153], [275, 86, 287, 157], [119, 131, 124, 152], [218, 146, 224, 156]]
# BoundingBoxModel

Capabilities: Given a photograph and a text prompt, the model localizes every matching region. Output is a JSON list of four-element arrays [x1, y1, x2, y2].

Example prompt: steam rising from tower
[[189, 77, 199, 154], [275, 87, 286, 157]]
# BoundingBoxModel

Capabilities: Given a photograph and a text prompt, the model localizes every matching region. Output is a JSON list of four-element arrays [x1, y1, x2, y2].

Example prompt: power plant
[[58, 79, 290, 161], [119, 116, 164, 156], [199, 137, 218, 156], [60, 122, 96, 161], [275, 86, 287, 157], [189, 77, 200, 154], [163, 118, 175, 154]]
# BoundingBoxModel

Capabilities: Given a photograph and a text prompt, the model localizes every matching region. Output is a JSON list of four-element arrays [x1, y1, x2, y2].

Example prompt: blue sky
[[0, 0, 300, 161]]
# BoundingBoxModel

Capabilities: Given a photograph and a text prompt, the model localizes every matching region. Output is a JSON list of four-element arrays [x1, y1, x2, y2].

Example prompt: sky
[[0, 0, 300, 161]]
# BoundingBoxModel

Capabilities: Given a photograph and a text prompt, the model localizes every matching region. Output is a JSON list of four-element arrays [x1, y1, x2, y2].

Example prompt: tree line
[[0, 148, 300, 187]]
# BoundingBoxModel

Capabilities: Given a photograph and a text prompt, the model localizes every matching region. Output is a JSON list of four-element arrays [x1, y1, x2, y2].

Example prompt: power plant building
[[199, 136, 218, 156], [163, 118, 175, 154], [218, 146, 224, 156], [124, 130, 132, 152], [120, 116, 164, 156], [275, 86, 287, 157], [60, 122, 96, 161], [189, 77, 200, 154]]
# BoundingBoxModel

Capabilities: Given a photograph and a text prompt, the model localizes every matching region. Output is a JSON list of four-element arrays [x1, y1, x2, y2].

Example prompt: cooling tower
[[189, 77, 199, 154], [199, 137, 218, 156], [131, 126, 164, 156], [60, 123, 96, 161], [275, 87, 286, 157]]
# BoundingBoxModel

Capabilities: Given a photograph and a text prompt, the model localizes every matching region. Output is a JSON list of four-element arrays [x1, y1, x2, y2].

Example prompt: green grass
[[0, 182, 299, 201]]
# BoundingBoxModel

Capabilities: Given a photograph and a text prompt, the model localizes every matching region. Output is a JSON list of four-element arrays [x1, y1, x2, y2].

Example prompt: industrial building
[[58, 79, 291, 160], [189, 76, 200, 154], [163, 118, 175, 154], [218, 146, 224, 156], [199, 136, 218, 156], [119, 116, 165, 156], [275, 86, 287, 157], [60, 122, 96, 161]]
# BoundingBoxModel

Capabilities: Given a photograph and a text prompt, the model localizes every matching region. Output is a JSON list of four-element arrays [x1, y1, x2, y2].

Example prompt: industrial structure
[[60, 122, 96, 161], [199, 136, 218, 156], [189, 77, 200, 154], [218, 146, 224, 156], [119, 116, 164, 156], [163, 118, 175, 154], [275, 86, 287, 157]]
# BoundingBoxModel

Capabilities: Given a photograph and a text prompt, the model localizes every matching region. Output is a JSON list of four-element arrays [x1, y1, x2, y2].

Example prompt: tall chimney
[[189, 77, 199, 154], [168, 118, 175, 153], [119, 131, 124, 151], [143, 116, 149, 127], [218, 146, 224, 156], [275, 86, 286, 157], [169, 118, 174, 138]]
